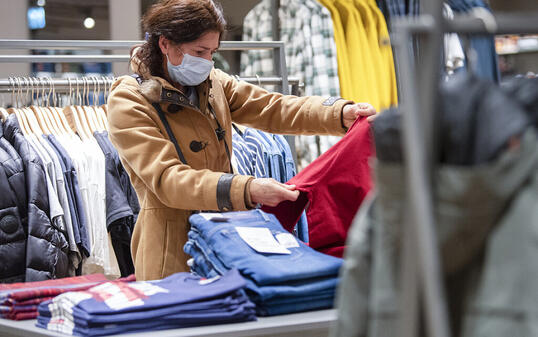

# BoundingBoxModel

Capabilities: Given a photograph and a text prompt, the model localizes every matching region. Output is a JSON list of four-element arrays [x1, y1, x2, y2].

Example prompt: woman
[[107, 0, 377, 281]]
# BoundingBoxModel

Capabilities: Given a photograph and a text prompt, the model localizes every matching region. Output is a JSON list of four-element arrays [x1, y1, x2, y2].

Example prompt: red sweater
[[263, 117, 374, 257]]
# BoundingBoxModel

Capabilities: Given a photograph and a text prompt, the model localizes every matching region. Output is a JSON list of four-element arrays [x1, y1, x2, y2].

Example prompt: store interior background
[[0, 0, 536, 82]]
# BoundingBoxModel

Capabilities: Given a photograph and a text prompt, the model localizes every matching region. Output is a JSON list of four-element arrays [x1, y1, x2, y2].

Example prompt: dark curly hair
[[132, 0, 227, 79]]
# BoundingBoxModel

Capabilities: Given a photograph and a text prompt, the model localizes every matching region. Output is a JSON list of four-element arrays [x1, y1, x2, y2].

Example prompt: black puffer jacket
[[3, 115, 69, 281], [0, 121, 26, 282]]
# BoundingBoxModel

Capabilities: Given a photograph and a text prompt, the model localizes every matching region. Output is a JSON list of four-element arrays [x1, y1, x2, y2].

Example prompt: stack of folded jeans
[[36, 269, 255, 337], [0, 274, 134, 320], [185, 210, 343, 316]]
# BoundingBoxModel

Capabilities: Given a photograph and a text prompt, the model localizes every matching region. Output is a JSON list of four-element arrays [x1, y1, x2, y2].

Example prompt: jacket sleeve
[[217, 69, 352, 136], [107, 79, 253, 212]]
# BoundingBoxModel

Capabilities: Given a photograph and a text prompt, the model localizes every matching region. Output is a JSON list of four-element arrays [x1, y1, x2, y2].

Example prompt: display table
[[0, 309, 336, 337]]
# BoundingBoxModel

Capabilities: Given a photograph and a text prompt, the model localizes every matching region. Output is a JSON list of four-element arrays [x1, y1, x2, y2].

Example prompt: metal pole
[[0, 77, 301, 93], [0, 40, 289, 51], [393, 13, 451, 337]]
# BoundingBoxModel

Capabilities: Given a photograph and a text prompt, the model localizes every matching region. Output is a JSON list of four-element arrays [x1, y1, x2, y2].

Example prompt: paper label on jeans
[[199, 275, 221, 285], [199, 213, 225, 221], [275, 233, 300, 248], [235, 227, 291, 254]]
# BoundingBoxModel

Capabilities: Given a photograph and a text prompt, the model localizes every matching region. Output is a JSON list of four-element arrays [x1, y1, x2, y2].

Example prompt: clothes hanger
[[85, 77, 102, 133], [14, 77, 34, 136], [30, 78, 53, 135], [99, 76, 112, 115], [21, 77, 46, 136], [91, 76, 106, 131], [96, 76, 110, 130], [80, 77, 98, 134], [63, 78, 90, 140], [53, 77, 74, 136], [76, 77, 94, 137], [41, 77, 63, 135], [7, 78, 29, 135], [57, 78, 77, 137], [44, 77, 67, 136]]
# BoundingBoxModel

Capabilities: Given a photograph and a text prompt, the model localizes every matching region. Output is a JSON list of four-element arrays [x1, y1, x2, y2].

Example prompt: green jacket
[[332, 128, 538, 337]]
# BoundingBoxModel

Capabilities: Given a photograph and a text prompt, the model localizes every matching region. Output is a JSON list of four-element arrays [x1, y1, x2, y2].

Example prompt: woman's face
[[159, 31, 220, 66]]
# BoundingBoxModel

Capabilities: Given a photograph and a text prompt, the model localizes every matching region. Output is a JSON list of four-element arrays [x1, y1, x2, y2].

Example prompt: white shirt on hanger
[[38, 134, 81, 275]]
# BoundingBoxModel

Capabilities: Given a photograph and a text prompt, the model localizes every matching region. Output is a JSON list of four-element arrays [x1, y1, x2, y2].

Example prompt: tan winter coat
[[107, 59, 351, 281]]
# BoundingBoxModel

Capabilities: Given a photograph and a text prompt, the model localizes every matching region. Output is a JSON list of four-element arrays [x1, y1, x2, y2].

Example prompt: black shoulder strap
[[208, 103, 233, 173], [131, 74, 188, 165], [151, 102, 188, 165]]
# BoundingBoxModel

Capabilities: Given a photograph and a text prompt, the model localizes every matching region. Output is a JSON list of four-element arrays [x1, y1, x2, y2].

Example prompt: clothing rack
[[0, 39, 299, 160], [0, 77, 302, 95], [391, 6, 538, 337]]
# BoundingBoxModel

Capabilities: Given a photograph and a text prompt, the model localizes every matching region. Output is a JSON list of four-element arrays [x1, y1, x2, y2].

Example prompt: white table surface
[[0, 309, 337, 337]]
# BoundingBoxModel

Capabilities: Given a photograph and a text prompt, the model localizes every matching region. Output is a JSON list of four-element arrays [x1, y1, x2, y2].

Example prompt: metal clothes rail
[[391, 7, 538, 337], [0, 77, 302, 95], [0, 40, 290, 95]]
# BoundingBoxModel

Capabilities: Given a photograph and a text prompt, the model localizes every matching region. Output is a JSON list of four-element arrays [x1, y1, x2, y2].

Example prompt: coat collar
[[130, 50, 211, 112]]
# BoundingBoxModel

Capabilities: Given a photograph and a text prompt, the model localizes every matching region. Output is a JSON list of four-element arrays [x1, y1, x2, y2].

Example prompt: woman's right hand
[[249, 178, 299, 207]]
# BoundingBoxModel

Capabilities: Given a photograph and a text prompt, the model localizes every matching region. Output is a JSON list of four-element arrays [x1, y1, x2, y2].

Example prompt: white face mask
[[166, 51, 214, 86]]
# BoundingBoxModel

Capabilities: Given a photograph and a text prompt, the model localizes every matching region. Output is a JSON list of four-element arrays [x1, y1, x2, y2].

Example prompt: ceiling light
[[84, 17, 95, 29], [37, 0, 46, 6]]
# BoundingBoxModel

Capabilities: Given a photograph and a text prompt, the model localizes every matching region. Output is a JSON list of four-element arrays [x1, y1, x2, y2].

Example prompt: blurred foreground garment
[[332, 74, 538, 337]]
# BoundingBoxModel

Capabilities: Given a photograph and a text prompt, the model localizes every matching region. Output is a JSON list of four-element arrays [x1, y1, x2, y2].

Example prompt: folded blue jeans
[[256, 296, 335, 316], [185, 234, 339, 302], [187, 210, 342, 285]]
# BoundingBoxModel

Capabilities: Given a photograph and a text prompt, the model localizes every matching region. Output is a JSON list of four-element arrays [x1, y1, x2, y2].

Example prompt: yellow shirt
[[353, 0, 387, 110], [334, 0, 379, 107], [366, 0, 399, 107], [317, 0, 354, 101]]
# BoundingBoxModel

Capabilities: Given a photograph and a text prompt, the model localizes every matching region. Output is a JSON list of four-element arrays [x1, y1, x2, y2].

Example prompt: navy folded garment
[[186, 210, 342, 316], [36, 269, 256, 336], [69, 292, 251, 326]]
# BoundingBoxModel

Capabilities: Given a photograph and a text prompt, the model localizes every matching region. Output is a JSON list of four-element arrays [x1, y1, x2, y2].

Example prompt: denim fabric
[[446, 0, 500, 83], [254, 129, 284, 182], [185, 231, 339, 301], [188, 210, 342, 285], [257, 295, 335, 316], [186, 235, 338, 315]]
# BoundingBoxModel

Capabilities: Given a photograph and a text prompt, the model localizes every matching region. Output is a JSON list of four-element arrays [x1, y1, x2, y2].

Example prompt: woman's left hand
[[342, 103, 377, 128]]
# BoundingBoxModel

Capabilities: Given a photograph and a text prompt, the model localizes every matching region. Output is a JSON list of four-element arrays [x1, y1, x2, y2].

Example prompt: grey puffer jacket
[[0, 121, 26, 283], [3, 115, 69, 281], [331, 128, 538, 337]]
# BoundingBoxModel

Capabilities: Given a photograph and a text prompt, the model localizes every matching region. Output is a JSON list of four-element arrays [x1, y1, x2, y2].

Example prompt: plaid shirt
[[241, 0, 340, 97], [241, 0, 342, 169]]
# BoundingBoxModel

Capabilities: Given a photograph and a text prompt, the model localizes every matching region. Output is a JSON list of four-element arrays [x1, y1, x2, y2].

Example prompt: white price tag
[[235, 227, 291, 254], [199, 213, 225, 221], [275, 233, 300, 248]]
